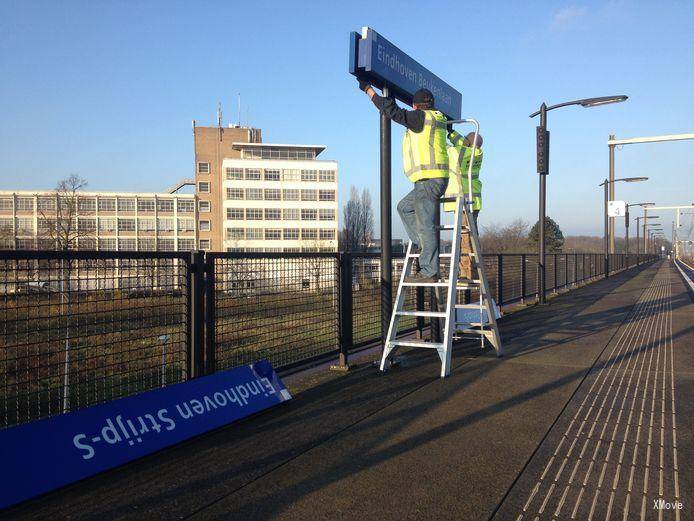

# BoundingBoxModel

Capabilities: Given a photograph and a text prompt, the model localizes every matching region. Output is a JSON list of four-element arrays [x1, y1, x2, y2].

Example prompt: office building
[[193, 122, 338, 252]]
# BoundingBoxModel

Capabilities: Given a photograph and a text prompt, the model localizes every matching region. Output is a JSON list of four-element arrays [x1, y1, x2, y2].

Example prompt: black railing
[[0, 250, 657, 429]]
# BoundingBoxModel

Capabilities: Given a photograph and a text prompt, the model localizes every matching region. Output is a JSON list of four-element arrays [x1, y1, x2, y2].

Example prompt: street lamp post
[[625, 202, 653, 256], [599, 177, 647, 277], [531, 95, 627, 303]]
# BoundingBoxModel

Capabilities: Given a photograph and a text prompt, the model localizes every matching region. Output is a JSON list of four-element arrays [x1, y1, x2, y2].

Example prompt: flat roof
[[0, 190, 194, 198], [232, 142, 327, 156]]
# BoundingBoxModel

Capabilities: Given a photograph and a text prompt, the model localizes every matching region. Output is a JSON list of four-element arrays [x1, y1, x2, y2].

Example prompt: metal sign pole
[[380, 86, 392, 349]]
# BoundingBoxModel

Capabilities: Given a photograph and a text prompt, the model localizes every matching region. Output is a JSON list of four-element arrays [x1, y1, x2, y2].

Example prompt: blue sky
[[1, 0, 692, 238]]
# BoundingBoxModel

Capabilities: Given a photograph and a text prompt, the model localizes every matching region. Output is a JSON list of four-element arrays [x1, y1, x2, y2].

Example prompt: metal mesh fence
[[0, 249, 657, 430], [0, 251, 189, 429], [211, 254, 340, 370]]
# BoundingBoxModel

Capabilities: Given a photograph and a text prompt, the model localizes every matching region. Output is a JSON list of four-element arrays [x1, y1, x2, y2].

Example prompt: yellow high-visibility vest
[[402, 110, 449, 182], [444, 130, 483, 212]]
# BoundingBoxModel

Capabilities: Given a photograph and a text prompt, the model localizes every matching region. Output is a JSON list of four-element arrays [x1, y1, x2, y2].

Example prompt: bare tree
[[357, 188, 374, 250], [340, 186, 374, 252], [38, 174, 92, 250], [37, 174, 92, 413], [480, 219, 530, 253]]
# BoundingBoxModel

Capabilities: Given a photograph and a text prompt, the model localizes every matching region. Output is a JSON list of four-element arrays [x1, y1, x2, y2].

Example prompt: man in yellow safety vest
[[358, 81, 449, 282]]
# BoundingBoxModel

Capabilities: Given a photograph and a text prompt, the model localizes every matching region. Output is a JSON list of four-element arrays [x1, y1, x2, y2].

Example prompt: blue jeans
[[397, 178, 447, 277]]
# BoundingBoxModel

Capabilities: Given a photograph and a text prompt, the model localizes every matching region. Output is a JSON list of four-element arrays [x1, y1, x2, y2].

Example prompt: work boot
[[404, 272, 438, 283]]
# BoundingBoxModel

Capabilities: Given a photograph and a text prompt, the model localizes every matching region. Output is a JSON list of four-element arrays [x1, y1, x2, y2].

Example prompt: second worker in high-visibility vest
[[358, 81, 448, 283], [443, 130, 483, 280]]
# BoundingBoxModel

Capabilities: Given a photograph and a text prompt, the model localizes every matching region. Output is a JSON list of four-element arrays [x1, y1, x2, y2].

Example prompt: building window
[[246, 208, 263, 220], [319, 190, 336, 201], [117, 198, 136, 212], [178, 238, 195, 251], [78, 198, 96, 212], [138, 238, 156, 251], [319, 170, 336, 182], [118, 238, 137, 251], [226, 228, 245, 240], [157, 218, 174, 231], [320, 229, 335, 241], [319, 209, 336, 221], [98, 198, 116, 212], [301, 228, 318, 240], [197, 162, 210, 174], [0, 198, 13, 211], [245, 168, 261, 180], [139, 218, 156, 231], [118, 218, 136, 232], [226, 167, 243, 180], [158, 239, 175, 251], [246, 228, 262, 240], [282, 189, 300, 201], [264, 169, 281, 181], [0, 218, 13, 231], [199, 220, 211, 231], [226, 208, 244, 220], [79, 238, 97, 250], [246, 188, 263, 200], [37, 197, 56, 211], [265, 229, 281, 240], [264, 208, 281, 220], [284, 247, 301, 253], [177, 218, 195, 232], [98, 218, 117, 232], [137, 199, 155, 212], [99, 238, 117, 250], [283, 208, 300, 220], [198, 182, 210, 193], [177, 199, 195, 213], [301, 170, 318, 182], [301, 209, 317, 220], [15, 197, 34, 211], [283, 169, 300, 181], [226, 188, 244, 200], [199, 239, 211, 250], [264, 189, 281, 201], [283, 228, 299, 240], [198, 201, 211, 213], [78, 218, 97, 231], [301, 189, 317, 201], [157, 199, 174, 212], [15, 218, 34, 234]]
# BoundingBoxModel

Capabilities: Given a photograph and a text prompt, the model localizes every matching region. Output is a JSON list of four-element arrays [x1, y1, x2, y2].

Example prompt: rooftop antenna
[[237, 93, 241, 127], [217, 102, 222, 128]]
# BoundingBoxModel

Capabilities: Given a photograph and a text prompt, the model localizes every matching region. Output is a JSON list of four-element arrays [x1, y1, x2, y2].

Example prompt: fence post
[[497, 254, 503, 304], [565, 254, 569, 288], [521, 254, 526, 303], [553, 253, 558, 293], [204, 252, 216, 376], [416, 286, 425, 339], [189, 250, 206, 378], [334, 253, 352, 371]]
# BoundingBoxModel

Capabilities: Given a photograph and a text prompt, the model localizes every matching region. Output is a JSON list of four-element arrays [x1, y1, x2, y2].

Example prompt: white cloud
[[550, 5, 588, 31]]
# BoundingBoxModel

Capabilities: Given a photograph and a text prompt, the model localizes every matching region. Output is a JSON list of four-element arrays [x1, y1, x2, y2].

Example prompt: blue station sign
[[350, 27, 462, 120], [0, 360, 291, 509]]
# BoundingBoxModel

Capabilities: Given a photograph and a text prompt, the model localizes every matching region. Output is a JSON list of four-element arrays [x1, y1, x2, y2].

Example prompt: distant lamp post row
[[599, 177, 647, 277], [530, 95, 628, 303], [625, 202, 653, 256]]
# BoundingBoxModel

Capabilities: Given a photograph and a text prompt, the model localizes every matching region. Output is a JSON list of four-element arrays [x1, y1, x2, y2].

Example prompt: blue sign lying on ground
[[350, 27, 462, 120], [0, 360, 291, 509]]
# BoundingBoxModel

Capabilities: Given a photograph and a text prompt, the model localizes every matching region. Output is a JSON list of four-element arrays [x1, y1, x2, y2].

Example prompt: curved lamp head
[[579, 95, 628, 108]]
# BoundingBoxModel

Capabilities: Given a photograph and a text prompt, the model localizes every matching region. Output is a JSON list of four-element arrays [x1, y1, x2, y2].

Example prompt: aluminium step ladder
[[379, 118, 503, 378]]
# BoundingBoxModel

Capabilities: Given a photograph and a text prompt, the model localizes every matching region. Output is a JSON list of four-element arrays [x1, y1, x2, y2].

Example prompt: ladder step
[[439, 196, 460, 203], [438, 224, 470, 231], [402, 281, 449, 287], [389, 340, 444, 350], [408, 253, 452, 258], [455, 303, 486, 310], [396, 310, 447, 318]]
